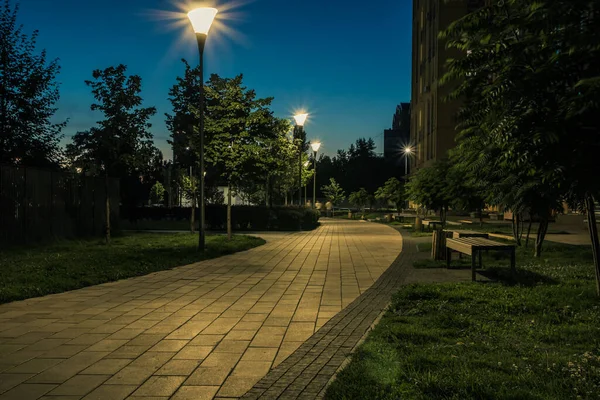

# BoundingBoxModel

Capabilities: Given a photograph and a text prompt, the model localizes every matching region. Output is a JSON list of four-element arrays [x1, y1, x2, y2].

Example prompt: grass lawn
[[325, 241, 600, 400], [0, 233, 265, 304], [450, 221, 571, 236]]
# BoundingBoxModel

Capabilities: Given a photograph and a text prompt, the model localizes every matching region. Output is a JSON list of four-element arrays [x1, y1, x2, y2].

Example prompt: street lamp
[[403, 146, 413, 178], [310, 141, 321, 209], [188, 7, 217, 252], [293, 113, 308, 206], [303, 160, 310, 206]]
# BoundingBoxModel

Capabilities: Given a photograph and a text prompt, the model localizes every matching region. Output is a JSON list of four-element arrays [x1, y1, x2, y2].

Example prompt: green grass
[[394, 226, 433, 237], [453, 222, 571, 236], [120, 219, 192, 231], [0, 233, 265, 304], [417, 242, 432, 253], [325, 241, 600, 400]]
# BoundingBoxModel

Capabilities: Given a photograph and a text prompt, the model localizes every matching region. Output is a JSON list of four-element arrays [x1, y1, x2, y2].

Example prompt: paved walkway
[[0, 219, 402, 400]]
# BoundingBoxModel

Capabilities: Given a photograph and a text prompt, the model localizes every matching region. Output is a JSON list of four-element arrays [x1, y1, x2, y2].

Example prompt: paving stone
[[80, 359, 132, 375], [131, 375, 186, 397], [81, 384, 136, 400], [0, 383, 56, 399], [155, 359, 200, 375], [173, 345, 214, 360], [5, 358, 62, 374], [48, 374, 109, 396], [171, 385, 219, 400]]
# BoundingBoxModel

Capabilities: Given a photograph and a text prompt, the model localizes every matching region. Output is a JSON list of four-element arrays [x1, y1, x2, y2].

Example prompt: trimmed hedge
[[121, 205, 320, 231]]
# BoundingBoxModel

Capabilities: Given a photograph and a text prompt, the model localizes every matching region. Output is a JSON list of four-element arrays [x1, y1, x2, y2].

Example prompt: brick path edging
[[239, 232, 416, 400]]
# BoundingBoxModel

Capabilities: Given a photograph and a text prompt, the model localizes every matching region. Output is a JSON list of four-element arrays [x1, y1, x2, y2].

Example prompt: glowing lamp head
[[404, 146, 413, 154], [293, 113, 309, 127], [187, 8, 218, 35], [311, 142, 321, 152]]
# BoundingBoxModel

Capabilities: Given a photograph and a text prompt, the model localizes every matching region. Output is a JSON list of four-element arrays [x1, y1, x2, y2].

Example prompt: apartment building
[[410, 0, 486, 170]]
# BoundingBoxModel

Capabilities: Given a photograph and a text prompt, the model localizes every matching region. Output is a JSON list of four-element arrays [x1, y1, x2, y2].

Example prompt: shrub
[[121, 205, 320, 231]]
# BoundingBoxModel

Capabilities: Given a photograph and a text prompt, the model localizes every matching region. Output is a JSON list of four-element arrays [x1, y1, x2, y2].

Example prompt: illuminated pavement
[[0, 219, 402, 400]]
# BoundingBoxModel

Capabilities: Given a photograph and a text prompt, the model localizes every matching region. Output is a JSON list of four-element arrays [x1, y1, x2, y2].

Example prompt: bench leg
[[446, 248, 451, 268], [472, 252, 477, 282], [479, 250, 482, 269]]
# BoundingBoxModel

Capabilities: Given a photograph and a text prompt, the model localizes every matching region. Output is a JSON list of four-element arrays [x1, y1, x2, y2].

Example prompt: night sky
[[17, 0, 412, 158]]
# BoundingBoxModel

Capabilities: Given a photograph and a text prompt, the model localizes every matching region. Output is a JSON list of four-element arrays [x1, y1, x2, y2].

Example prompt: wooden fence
[[0, 165, 119, 246]]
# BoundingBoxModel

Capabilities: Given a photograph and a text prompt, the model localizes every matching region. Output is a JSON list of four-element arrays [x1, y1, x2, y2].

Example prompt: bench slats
[[446, 237, 515, 252]]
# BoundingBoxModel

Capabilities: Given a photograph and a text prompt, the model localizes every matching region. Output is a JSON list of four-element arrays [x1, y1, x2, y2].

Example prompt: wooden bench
[[457, 219, 474, 225], [446, 237, 516, 281], [422, 220, 443, 231], [444, 229, 489, 239]]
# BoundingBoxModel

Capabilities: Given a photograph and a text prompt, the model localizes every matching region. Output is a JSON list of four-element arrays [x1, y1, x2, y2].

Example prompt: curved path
[[0, 219, 402, 400]]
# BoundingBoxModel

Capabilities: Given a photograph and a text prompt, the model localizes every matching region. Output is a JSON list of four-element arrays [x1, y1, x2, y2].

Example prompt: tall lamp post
[[403, 146, 413, 211], [303, 160, 310, 206], [293, 113, 308, 206], [403, 146, 413, 178], [310, 142, 321, 209], [187, 7, 218, 252]]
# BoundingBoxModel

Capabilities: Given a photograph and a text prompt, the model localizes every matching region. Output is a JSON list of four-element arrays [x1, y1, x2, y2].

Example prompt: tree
[[321, 178, 346, 214], [166, 59, 200, 167], [440, 0, 591, 259], [314, 137, 393, 199], [0, 0, 66, 168], [406, 160, 452, 225], [149, 182, 165, 205], [67, 64, 157, 243], [374, 178, 406, 213], [349, 188, 370, 218], [198, 73, 283, 239]]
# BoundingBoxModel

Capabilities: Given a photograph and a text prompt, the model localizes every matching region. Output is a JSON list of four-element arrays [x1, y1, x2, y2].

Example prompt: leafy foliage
[[149, 181, 165, 205], [0, 0, 65, 168], [349, 188, 370, 216], [315, 138, 399, 199], [375, 178, 406, 212], [67, 64, 158, 178], [321, 178, 346, 207], [440, 0, 600, 259]]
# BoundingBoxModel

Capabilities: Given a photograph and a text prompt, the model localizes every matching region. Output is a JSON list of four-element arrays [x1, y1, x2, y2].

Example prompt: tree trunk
[[265, 174, 269, 207], [534, 214, 549, 258], [525, 218, 533, 248], [519, 214, 525, 244], [511, 214, 516, 241], [190, 193, 196, 233], [227, 183, 232, 241], [284, 192, 288, 206], [105, 172, 111, 244], [512, 213, 522, 246], [585, 194, 600, 296], [479, 207, 483, 227]]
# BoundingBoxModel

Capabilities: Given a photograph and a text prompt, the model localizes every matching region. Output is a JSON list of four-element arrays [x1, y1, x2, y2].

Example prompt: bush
[[121, 205, 320, 231]]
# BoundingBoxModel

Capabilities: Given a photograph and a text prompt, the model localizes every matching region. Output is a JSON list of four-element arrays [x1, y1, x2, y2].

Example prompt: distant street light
[[403, 146, 413, 178], [310, 141, 321, 209], [187, 7, 218, 252], [293, 113, 308, 206]]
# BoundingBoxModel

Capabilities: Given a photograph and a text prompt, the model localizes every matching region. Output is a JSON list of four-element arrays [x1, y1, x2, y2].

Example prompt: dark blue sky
[[17, 0, 412, 158]]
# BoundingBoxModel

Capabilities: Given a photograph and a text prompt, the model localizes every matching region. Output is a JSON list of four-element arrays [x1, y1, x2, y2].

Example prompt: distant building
[[410, 0, 487, 171], [383, 103, 411, 173]]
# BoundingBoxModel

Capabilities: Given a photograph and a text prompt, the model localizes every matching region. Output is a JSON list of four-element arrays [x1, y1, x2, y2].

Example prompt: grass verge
[[0, 233, 265, 304], [325, 241, 600, 400]]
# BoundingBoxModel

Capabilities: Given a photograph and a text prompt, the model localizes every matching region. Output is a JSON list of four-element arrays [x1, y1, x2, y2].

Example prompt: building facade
[[384, 103, 411, 173], [410, 0, 486, 171]]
